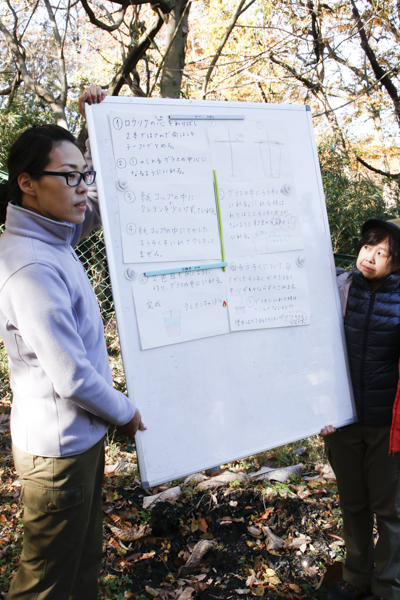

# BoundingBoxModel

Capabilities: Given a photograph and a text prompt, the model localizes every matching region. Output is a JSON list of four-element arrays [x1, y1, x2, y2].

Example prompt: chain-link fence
[[0, 224, 354, 404]]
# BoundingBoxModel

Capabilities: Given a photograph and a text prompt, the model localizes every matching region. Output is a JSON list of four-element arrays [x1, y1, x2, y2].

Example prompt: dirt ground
[[99, 480, 343, 600], [0, 398, 345, 600]]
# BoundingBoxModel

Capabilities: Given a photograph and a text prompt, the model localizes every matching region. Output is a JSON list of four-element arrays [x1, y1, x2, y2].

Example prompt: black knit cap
[[362, 218, 400, 241]]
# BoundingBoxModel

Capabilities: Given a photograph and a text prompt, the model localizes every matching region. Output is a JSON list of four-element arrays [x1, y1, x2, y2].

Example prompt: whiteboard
[[86, 97, 355, 488]]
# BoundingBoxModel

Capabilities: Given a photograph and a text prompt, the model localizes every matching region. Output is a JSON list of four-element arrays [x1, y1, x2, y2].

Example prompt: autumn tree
[[0, 0, 176, 130], [2, 0, 400, 214]]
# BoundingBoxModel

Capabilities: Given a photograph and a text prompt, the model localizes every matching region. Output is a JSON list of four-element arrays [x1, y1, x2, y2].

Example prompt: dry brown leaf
[[261, 526, 284, 551], [190, 519, 198, 533], [246, 573, 259, 587], [192, 581, 209, 593], [328, 533, 345, 543], [317, 464, 336, 480], [284, 534, 311, 550], [197, 517, 208, 533], [180, 540, 217, 576], [102, 502, 113, 515], [184, 473, 208, 484], [251, 588, 265, 596], [257, 508, 274, 520], [108, 523, 151, 542], [298, 489, 311, 499], [248, 526, 263, 538], [304, 565, 319, 577], [145, 586, 159, 597], [124, 552, 143, 562], [104, 461, 133, 475], [178, 587, 195, 600], [143, 486, 181, 509], [265, 576, 281, 585], [196, 471, 249, 490], [250, 464, 304, 483], [220, 516, 232, 523]]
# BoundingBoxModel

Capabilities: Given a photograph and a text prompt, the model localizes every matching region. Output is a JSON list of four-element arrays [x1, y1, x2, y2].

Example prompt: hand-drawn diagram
[[163, 311, 181, 336], [258, 136, 282, 178], [212, 129, 244, 178], [131, 268, 230, 349], [227, 251, 310, 332], [208, 119, 292, 184]]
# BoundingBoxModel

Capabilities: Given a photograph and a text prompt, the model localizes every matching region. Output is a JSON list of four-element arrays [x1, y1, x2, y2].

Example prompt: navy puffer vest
[[344, 266, 400, 426]]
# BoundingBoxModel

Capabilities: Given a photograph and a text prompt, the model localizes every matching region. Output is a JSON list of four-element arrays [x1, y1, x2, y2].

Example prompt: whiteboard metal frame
[[87, 97, 355, 487]]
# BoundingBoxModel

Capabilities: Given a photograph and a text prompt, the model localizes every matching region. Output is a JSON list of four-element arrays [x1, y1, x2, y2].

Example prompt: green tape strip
[[213, 170, 226, 271]]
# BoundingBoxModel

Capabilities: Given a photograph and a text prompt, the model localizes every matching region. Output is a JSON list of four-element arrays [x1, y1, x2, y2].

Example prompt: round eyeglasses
[[29, 170, 96, 187]]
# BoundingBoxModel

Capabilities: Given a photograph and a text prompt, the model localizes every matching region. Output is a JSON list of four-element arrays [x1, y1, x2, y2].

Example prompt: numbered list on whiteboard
[[109, 113, 309, 350]]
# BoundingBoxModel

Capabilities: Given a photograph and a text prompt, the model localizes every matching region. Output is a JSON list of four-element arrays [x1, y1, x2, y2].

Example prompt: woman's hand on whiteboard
[[78, 85, 107, 119], [119, 408, 147, 438], [319, 425, 336, 437]]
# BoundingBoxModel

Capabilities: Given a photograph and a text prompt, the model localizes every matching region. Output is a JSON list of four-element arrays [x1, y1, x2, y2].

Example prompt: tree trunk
[[159, 0, 190, 98]]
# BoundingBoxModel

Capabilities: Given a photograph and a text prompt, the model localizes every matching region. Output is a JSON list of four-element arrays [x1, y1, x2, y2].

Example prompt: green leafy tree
[[319, 136, 398, 256], [0, 90, 54, 172]]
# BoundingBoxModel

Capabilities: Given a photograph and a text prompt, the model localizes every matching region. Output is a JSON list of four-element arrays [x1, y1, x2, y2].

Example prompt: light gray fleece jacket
[[0, 202, 134, 457], [336, 268, 352, 316]]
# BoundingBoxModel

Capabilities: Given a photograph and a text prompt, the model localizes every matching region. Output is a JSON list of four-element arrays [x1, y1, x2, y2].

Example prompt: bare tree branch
[[80, 0, 127, 32], [109, 10, 166, 95], [364, 0, 400, 44], [356, 155, 400, 179], [80, 0, 175, 16], [0, 15, 68, 127], [20, 0, 40, 42], [201, 0, 256, 99], [5, 0, 19, 40], [257, 81, 267, 102], [43, 0, 68, 107], [351, 0, 400, 129], [268, 54, 321, 93], [324, 41, 365, 80], [5, 71, 21, 108], [313, 67, 397, 117]]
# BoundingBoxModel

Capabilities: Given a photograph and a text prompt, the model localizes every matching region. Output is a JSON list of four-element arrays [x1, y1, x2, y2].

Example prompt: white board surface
[[86, 97, 355, 488]]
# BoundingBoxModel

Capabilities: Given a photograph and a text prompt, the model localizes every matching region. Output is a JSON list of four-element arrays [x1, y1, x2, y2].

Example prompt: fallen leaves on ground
[[0, 401, 344, 600]]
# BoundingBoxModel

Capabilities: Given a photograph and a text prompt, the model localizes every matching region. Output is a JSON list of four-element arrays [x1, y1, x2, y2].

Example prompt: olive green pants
[[6, 437, 105, 600], [325, 424, 400, 600]]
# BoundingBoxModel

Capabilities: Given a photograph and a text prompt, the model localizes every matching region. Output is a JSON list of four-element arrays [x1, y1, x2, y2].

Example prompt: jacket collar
[[352, 263, 400, 293], [5, 203, 75, 247]]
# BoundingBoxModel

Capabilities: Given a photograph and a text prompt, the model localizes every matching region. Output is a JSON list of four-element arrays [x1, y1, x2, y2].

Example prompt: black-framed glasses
[[29, 170, 96, 187]]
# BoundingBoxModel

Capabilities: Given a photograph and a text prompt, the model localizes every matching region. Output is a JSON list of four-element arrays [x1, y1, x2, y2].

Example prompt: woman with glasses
[[0, 86, 145, 600]]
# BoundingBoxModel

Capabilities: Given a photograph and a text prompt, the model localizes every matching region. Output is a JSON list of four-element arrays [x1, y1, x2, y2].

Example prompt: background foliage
[[1, 0, 400, 256]]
